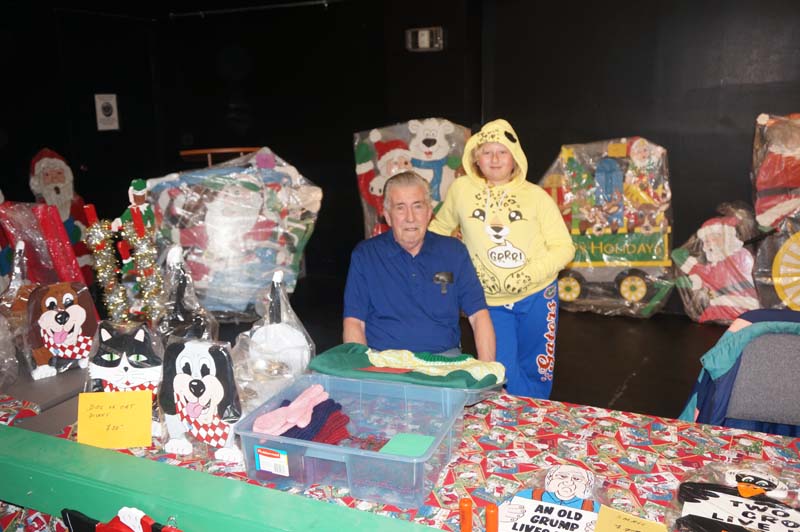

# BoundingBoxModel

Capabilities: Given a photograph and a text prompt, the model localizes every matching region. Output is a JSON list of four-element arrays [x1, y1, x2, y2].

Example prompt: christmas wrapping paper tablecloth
[[3, 393, 800, 532]]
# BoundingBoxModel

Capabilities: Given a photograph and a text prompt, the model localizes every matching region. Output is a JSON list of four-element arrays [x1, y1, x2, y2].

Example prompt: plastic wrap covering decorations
[[85, 321, 164, 439], [0, 202, 85, 286], [752, 113, 800, 228], [156, 246, 219, 341], [233, 270, 315, 415], [148, 148, 322, 322], [671, 204, 761, 325], [0, 242, 37, 346], [24, 282, 99, 381], [158, 337, 243, 463], [753, 214, 800, 310], [353, 118, 470, 238], [0, 314, 18, 392], [663, 461, 800, 532], [539, 137, 674, 317]]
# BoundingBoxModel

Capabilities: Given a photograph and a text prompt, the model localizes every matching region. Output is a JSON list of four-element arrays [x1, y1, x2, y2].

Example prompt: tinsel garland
[[85, 219, 129, 322], [84, 217, 164, 324], [120, 221, 165, 324]]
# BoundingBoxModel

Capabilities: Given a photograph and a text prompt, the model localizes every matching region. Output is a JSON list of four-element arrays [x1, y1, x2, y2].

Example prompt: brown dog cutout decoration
[[27, 282, 98, 380]]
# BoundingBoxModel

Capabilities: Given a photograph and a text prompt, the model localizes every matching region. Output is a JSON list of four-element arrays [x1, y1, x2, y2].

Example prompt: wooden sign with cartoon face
[[27, 282, 98, 380], [678, 469, 800, 532], [158, 339, 243, 463]]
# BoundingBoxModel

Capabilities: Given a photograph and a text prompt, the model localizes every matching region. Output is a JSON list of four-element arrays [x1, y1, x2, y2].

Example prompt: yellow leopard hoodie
[[429, 119, 575, 306]]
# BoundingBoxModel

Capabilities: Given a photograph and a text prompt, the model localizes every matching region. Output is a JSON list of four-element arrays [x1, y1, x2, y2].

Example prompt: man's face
[[385, 183, 432, 255], [547, 466, 589, 500]]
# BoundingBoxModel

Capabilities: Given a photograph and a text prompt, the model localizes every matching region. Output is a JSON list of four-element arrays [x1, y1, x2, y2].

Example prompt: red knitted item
[[312, 410, 351, 445]]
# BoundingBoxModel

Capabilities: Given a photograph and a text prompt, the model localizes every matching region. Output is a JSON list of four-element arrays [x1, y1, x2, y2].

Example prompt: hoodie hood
[[462, 119, 528, 188]]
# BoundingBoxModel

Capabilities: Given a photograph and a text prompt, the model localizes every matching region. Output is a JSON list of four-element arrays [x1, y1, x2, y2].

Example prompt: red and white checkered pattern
[[39, 331, 93, 360], [174, 393, 231, 448], [102, 381, 158, 402]]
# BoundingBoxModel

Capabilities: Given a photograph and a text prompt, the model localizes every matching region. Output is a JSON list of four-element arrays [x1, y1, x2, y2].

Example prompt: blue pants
[[488, 281, 559, 399]]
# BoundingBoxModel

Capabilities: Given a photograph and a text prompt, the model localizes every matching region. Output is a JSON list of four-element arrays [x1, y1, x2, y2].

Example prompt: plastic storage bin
[[235, 374, 468, 508]]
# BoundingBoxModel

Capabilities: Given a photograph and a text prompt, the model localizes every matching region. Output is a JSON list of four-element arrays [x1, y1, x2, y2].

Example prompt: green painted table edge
[[0, 425, 429, 531]]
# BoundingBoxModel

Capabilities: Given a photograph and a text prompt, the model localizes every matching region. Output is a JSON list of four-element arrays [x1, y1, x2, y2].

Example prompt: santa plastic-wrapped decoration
[[353, 119, 469, 239], [29, 148, 93, 284], [354, 130, 413, 237], [752, 113, 800, 228], [149, 147, 321, 321], [672, 209, 760, 324]]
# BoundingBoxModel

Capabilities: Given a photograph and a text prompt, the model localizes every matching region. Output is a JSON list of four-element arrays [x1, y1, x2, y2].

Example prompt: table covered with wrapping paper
[[3, 392, 800, 532]]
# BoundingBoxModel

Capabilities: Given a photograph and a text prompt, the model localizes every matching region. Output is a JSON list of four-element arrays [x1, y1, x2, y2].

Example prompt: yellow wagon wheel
[[559, 276, 581, 302], [772, 232, 800, 310], [619, 275, 647, 303]]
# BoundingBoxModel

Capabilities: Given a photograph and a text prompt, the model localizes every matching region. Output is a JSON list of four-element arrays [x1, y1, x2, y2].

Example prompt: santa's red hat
[[29, 148, 73, 194], [626, 136, 647, 157], [369, 129, 410, 173], [696, 215, 739, 240]]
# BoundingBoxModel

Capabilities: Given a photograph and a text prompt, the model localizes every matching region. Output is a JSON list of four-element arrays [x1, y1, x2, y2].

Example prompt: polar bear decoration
[[409, 118, 461, 203]]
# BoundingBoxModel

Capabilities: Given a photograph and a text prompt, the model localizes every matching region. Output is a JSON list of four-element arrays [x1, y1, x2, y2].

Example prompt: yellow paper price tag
[[596, 505, 667, 532], [77, 390, 152, 449]]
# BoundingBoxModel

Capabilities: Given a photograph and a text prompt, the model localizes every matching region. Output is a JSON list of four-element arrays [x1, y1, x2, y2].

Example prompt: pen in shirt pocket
[[433, 271, 454, 294]]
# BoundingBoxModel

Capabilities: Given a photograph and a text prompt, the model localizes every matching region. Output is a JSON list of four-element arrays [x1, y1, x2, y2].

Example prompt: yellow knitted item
[[366, 348, 506, 383]]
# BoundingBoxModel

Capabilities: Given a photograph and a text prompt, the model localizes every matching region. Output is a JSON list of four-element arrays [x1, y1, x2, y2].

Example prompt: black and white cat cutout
[[159, 339, 243, 463], [87, 321, 163, 437]]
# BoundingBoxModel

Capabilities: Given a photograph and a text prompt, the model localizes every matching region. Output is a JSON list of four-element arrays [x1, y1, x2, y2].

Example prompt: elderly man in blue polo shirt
[[343, 172, 496, 361]]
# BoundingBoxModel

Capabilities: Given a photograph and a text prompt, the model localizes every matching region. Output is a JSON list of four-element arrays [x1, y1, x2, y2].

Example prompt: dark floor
[[287, 274, 728, 421]]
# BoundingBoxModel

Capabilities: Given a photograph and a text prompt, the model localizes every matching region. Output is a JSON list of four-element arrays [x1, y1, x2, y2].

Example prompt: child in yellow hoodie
[[429, 119, 575, 398]]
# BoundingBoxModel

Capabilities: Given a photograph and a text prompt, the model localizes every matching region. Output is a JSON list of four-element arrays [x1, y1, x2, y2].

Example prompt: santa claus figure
[[753, 113, 800, 227], [354, 129, 412, 236], [29, 148, 93, 283], [674, 216, 760, 323]]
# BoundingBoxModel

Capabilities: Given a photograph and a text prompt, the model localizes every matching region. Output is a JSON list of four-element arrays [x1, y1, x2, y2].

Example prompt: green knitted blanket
[[308, 343, 500, 389]]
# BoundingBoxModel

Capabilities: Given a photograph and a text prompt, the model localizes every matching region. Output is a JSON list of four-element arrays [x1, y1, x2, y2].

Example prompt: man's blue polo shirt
[[343, 231, 487, 353]]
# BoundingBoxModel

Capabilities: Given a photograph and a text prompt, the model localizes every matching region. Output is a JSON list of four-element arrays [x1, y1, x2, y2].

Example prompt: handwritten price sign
[[77, 390, 152, 449]]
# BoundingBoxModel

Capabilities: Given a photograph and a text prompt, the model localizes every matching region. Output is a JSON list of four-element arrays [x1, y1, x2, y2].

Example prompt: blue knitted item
[[280, 398, 342, 441]]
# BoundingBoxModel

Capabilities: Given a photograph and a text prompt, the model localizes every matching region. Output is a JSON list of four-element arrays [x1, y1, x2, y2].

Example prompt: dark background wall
[[1, 0, 799, 309]]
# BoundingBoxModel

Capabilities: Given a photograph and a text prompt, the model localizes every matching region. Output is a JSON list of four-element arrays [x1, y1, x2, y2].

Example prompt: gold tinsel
[[86, 220, 129, 322], [120, 222, 165, 324], [85, 218, 165, 325]]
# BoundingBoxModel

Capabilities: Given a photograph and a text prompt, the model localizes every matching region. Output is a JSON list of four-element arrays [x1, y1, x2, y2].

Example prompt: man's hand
[[468, 309, 496, 362], [343, 317, 367, 345]]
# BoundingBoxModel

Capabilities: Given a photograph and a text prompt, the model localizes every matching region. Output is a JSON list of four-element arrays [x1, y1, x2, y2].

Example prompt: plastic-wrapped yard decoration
[[158, 337, 243, 463], [24, 281, 98, 380], [148, 148, 322, 322], [353, 118, 470, 238], [85, 321, 164, 439], [671, 203, 761, 324], [539, 137, 674, 317], [233, 270, 315, 415], [0, 314, 18, 392], [156, 246, 219, 341], [753, 213, 800, 310], [751, 113, 800, 228]]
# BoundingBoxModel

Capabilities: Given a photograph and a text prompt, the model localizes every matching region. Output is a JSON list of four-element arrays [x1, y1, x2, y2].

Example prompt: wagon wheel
[[558, 272, 583, 302], [618, 273, 648, 303], [771, 232, 800, 310]]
